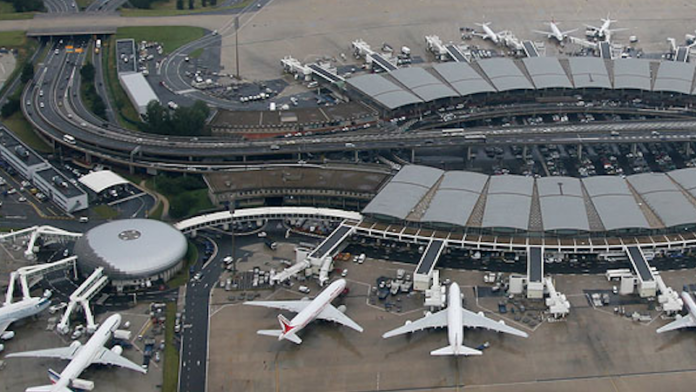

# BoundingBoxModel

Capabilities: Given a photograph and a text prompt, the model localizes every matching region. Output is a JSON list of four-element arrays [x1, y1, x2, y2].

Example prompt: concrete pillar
[[354, 150, 359, 162], [631, 143, 638, 155], [466, 146, 473, 161], [85, 152, 92, 164], [223, 223, 230, 231], [686, 142, 693, 157], [577, 144, 582, 161], [190, 230, 197, 238], [242, 155, 247, 162], [523, 145, 528, 159], [411, 148, 416, 163], [129, 164, 135, 175]]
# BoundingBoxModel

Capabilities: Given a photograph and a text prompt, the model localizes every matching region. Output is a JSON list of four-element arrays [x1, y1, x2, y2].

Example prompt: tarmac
[[208, 243, 696, 392]]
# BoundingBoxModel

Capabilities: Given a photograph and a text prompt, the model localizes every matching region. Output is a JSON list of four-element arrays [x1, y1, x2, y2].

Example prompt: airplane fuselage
[[482, 25, 499, 44], [283, 279, 346, 338], [52, 314, 121, 391], [0, 297, 50, 334], [682, 291, 696, 316], [447, 283, 464, 351], [550, 23, 564, 41]]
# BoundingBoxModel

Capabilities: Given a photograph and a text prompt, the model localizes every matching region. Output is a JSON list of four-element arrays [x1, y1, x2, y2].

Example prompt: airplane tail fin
[[277, 314, 293, 334], [257, 329, 303, 344], [430, 345, 483, 356]]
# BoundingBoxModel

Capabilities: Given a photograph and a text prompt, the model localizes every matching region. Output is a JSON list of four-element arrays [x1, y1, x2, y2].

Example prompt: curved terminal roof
[[613, 59, 651, 90], [363, 166, 696, 233], [567, 57, 612, 89], [421, 171, 488, 226], [74, 219, 187, 280], [432, 62, 496, 96], [346, 57, 696, 111], [347, 74, 422, 109], [362, 165, 443, 220], [389, 67, 458, 101], [537, 177, 589, 231], [78, 170, 130, 193], [582, 176, 651, 230], [653, 61, 696, 94], [627, 173, 696, 227], [522, 57, 573, 89], [482, 176, 533, 230], [477, 58, 534, 91]]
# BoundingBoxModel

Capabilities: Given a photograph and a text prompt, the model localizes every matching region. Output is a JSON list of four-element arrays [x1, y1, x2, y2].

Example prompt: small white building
[[118, 72, 159, 116]]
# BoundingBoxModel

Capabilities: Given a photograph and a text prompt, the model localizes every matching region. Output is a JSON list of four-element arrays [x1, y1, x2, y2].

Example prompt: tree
[[0, 97, 19, 118], [80, 63, 95, 83], [202, 0, 207, 6], [176, 0, 184, 9], [92, 96, 106, 119], [142, 101, 170, 135], [188, 0, 194, 10], [20, 62, 34, 84], [210, 0, 216, 5]]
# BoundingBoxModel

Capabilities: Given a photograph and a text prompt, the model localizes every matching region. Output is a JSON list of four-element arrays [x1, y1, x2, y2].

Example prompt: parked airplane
[[533, 21, 578, 43], [383, 282, 528, 356], [474, 22, 505, 45], [585, 14, 627, 41], [0, 291, 51, 349], [7, 314, 145, 392], [657, 291, 696, 333], [245, 278, 363, 344]]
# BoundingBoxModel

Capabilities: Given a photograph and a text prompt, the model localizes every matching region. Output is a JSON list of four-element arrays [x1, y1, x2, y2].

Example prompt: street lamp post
[[229, 200, 236, 275]]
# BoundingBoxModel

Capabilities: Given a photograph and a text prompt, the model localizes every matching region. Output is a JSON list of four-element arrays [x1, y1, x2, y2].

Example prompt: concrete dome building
[[73, 219, 187, 291]]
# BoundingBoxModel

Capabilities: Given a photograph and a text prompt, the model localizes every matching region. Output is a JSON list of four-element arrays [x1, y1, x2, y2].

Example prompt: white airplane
[[382, 282, 528, 356], [657, 291, 696, 333], [0, 292, 51, 351], [474, 22, 505, 45], [244, 278, 363, 344], [585, 14, 628, 41], [533, 21, 578, 43], [7, 314, 145, 392]]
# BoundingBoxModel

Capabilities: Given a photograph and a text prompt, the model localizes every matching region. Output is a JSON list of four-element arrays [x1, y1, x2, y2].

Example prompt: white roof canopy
[[78, 170, 130, 193]]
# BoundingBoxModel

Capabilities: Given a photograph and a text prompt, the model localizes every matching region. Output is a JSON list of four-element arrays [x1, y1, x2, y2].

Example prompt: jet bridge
[[0, 226, 82, 260], [351, 39, 398, 72], [599, 41, 613, 59], [413, 239, 446, 291], [676, 46, 689, 62], [5, 256, 77, 305], [625, 246, 657, 297], [307, 63, 345, 84], [527, 247, 544, 299], [445, 44, 468, 62], [522, 41, 539, 57], [272, 223, 355, 285], [57, 267, 109, 335]]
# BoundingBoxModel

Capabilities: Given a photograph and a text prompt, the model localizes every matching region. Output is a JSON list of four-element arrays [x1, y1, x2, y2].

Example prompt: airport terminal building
[[73, 219, 187, 291]]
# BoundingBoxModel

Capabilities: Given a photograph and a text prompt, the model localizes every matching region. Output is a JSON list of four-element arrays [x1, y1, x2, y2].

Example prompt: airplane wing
[[382, 309, 448, 338], [657, 315, 696, 333], [461, 308, 528, 338], [0, 320, 11, 336], [584, 24, 599, 29], [6, 345, 80, 360], [532, 30, 553, 36], [562, 28, 579, 35], [608, 28, 629, 32], [316, 304, 363, 332], [93, 347, 147, 374], [244, 300, 312, 314]]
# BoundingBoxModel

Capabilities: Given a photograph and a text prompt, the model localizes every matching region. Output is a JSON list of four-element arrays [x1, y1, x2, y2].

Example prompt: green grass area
[[167, 240, 197, 288], [188, 47, 204, 59], [93, 204, 119, 220], [0, 3, 34, 20], [147, 175, 215, 219], [2, 111, 52, 153], [0, 30, 26, 48], [102, 37, 141, 130], [75, 0, 93, 10], [163, 302, 179, 392], [115, 26, 206, 55], [120, 0, 251, 17]]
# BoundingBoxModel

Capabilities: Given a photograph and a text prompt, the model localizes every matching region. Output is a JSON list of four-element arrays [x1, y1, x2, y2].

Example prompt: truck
[[113, 330, 132, 341], [95, 39, 102, 54]]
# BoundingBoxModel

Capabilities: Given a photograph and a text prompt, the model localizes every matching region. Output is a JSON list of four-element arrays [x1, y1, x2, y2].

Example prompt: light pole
[[229, 200, 236, 275]]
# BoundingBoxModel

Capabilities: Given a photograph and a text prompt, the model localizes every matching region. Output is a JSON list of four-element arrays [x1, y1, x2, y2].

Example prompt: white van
[[63, 135, 76, 145]]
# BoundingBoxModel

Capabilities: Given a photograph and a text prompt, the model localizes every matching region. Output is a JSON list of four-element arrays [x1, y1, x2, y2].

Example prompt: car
[[39, 102, 44, 109], [298, 286, 310, 294], [341, 269, 348, 277], [18, 197, 27, 202]]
